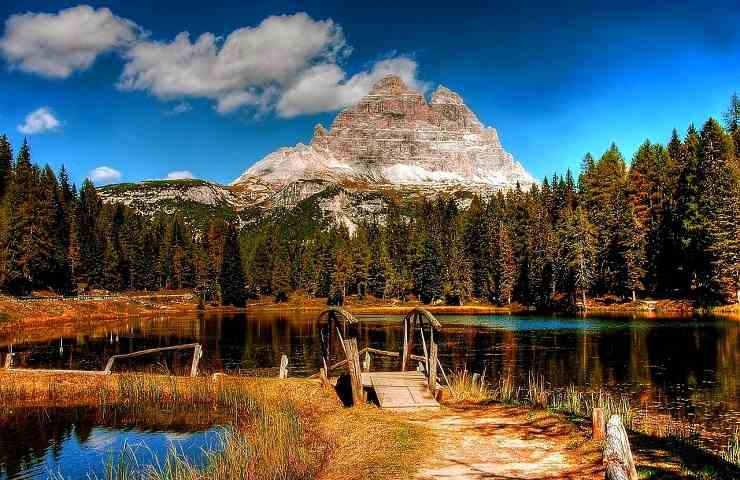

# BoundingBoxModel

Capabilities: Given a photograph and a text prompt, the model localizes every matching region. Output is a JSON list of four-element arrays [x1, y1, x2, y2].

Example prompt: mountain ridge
[[101, 75, 536, 226]]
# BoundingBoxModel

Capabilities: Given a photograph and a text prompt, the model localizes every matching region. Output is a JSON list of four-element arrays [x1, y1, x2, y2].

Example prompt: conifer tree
[[271, 241, 291, 302], [219, 224, 246, 307], [491, 222, 515, 304], [557, 207, 596, 304], [698, 118, 737, 303], [412, 230, 442, 303], [367, 238, 388, 298], [0, 140, 36, 294], [76, 180, 103, 289], [0, 135, 12, 201]]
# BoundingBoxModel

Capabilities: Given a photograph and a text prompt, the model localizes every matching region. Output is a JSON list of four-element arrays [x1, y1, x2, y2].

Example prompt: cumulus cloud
[[118, 12, 348, 113], [2, 7, 425, 118], [117, 12, 424, 116], [277, 56, 425, 117], [166, 170, 194, 180], [88, 166, 121, 185], [18, 107, 62, 134], [0, 5, 141, 78]]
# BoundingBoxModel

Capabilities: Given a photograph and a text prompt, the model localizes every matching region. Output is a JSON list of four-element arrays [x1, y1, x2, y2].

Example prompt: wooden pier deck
[[362, 371, 440, 409]]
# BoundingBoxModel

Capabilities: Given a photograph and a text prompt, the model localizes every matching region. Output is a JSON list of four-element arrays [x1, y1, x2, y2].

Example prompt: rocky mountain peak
[[368, 75, 412, 95], [233, 75, 535, 192], [431, 85, 464, 105]]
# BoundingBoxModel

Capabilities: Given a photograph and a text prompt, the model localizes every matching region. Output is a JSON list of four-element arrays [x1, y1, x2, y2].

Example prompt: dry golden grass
[[0, 371, 429, 480]]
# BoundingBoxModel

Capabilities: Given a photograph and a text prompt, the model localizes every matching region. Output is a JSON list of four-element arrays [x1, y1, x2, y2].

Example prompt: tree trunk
[[582, 291, 586, 304], [632, 290, 636, 302]]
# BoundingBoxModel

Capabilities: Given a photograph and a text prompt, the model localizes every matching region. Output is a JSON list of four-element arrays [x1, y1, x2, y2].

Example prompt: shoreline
[[1, 293, 737, 340]]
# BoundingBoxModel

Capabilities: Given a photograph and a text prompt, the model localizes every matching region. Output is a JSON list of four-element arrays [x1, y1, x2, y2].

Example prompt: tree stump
[[603, 415, 638, 480], [592, 407, 605, 441]]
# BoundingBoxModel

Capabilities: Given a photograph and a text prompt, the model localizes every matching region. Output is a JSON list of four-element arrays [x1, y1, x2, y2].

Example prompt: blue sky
[[1, 1, 739, 187]]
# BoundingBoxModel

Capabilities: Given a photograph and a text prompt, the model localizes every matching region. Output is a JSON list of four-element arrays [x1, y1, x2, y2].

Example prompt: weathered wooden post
[[278, 354, 289, 379], [401, 315, 409, 372], [190, 344, 203, 377], [592, 407, 605, 441], [362, 351, 371, 372], [428, 341, 438, 391], [3, 353, 13, 369], [603, 415, 638, 480], [343, 338, 363, 405]]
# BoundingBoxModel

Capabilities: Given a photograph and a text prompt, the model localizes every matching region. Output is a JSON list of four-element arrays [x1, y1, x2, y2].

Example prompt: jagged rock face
[[233, 75, 535, 190]]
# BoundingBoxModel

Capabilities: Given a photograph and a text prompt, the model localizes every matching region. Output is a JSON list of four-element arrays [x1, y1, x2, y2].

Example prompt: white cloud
[[166, 102, 193, 115], [118, 12, 348, 113], [116, 12, 425, 117], [0, 5, 141, 78], [18, 107, 62, 134], [276, 56, 426, 117], [166, 170, 194, 180], [88, 166, 121, 185]]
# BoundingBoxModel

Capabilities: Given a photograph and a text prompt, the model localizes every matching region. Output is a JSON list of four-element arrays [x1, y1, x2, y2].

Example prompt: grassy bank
[[0, 371, 430, 480]]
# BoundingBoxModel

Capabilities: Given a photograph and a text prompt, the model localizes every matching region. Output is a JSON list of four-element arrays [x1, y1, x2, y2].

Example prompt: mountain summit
[[231, 75, 534, 190], [100, 76, 536, 228]]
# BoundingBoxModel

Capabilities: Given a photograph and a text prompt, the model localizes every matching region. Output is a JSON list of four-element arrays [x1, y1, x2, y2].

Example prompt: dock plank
[[364, 371, 440, 409]]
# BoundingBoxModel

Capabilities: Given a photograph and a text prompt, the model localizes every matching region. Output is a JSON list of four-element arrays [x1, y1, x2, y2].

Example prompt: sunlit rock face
[[100, 76, 535, 229], [232, 75, 535, 191]]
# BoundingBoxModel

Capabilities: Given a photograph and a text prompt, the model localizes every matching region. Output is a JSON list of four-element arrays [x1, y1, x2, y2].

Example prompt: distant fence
[[8, 294, 194, 303]]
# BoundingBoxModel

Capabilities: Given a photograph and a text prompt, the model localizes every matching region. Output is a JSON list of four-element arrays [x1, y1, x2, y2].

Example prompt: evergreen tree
[[219, 224, 246, 307], [0, 140, 36, 294], [557, 207, 596, 304], [367, 237, 387, 298], [76, 180, 103, 289], [271, 242, 291, 302], [0, 135, 12, 200]]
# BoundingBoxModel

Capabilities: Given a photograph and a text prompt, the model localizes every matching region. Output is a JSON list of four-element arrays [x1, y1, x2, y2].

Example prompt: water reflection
[[1, 313, 738, 438], [0, 407, 220, 480]]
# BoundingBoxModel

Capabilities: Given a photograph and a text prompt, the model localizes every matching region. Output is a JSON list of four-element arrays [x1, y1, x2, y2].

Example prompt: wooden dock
[[317, 307, 445, 410], [362, 371, 440, 409]]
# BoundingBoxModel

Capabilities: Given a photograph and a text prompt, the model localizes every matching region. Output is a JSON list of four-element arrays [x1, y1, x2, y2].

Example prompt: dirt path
[[406, 404, 604, 480]]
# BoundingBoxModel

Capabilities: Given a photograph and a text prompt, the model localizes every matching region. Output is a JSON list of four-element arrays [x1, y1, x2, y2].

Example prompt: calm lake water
[[1, 312, 738, 452], [0, 406, 221, 480]]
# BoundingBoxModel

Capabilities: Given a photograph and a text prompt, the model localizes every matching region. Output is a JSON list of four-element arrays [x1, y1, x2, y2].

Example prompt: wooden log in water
[[603, 415, 638, 480], [278, 354, 289, 379], [592, 408, 605, 441]]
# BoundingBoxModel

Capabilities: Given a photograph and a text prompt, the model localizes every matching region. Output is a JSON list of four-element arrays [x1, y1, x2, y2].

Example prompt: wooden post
[[604, 415, 638, 480], [362, 351, 371, 372], [592, 408, 605, 441], [190, 344, 203, 377], [319, 368, 331, 388], [428, 341, 438, 391], [401, 317, 409, 372], [343, 338, 363, 405], [278, 354, 289, 379], [3, 353, 13, 369]]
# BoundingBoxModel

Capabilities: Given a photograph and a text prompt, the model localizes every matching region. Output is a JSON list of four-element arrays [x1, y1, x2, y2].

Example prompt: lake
[[0, 406, 221, 480], [1, 311, 738, 453]]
